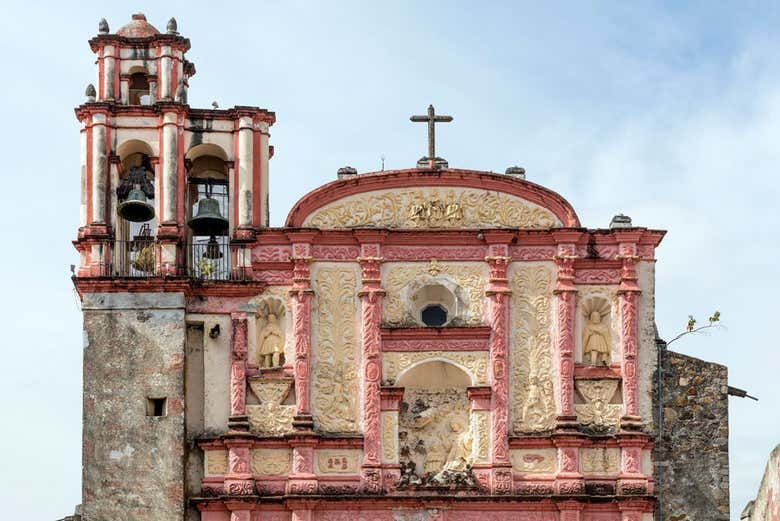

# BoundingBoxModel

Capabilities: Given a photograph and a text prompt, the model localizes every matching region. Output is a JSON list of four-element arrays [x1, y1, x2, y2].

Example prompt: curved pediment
[[286, 169, 580, 229]]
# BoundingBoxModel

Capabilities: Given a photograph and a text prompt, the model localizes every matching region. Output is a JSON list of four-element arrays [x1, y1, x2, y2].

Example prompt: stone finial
[[166, 17, 178, 35], [609, 214, 633, 229], [98, 18, 109, 34], [337, 166, 358, 179], [505, 166, 526, 179], [85, 84, 96, 102], [175, 81, 187, 104]]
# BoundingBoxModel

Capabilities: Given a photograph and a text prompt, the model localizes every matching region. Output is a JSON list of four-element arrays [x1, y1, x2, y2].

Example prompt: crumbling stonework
[[82, 292, 186, 521], [741, 444, 780, 521], [654, 346, 730, 521]]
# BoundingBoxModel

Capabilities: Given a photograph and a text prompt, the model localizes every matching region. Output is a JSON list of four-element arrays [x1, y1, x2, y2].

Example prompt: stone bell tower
[[71, 13, 274, 521]]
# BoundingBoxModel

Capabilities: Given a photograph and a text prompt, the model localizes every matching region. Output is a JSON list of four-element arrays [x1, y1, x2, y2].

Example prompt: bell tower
[[71, 13, 274, 521], [75, 12, 275, 279]]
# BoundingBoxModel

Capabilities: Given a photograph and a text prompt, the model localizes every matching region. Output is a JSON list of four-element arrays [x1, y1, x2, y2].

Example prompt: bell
[[203, 236, 223, 259], [188, 196, 228, 236], [117, 187, 155, 222]]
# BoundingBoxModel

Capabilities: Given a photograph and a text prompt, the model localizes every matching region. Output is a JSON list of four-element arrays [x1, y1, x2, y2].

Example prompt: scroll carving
[[383, 262, 485, 326], [381, 411, 399, 464], [472, 411, 490, 463], [510, 265, 556, 433], [251, 449, 291, 475], [580, 448, 620, 474], [383, 351, 487, 386], [205, 450, 228, 475], [574, 379, 621, 432], [312, 266, 359, 432], [303, 187, 561, 229], [246, 378, 295, 436]]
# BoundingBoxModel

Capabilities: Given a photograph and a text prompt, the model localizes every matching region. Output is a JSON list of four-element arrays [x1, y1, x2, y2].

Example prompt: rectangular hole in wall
[[146, 397, 167, 417]]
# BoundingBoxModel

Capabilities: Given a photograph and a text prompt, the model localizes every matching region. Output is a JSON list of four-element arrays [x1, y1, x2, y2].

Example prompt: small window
[[421, 304, 448, 327], [129, 72, 150, 105], [146, 397, 167, 417]]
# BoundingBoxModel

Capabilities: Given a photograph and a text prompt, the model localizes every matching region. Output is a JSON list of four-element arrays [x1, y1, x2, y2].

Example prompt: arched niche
[[115, 139, 156, 245], [396, 359, 475, 483], [127, 66, 151, 105]]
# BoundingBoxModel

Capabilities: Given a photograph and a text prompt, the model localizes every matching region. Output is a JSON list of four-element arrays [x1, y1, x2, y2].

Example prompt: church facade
[[71, 14, 673, 521]]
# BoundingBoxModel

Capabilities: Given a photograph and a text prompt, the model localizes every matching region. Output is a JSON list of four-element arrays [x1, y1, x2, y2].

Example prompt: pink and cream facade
[[72, 14, 665, 521]]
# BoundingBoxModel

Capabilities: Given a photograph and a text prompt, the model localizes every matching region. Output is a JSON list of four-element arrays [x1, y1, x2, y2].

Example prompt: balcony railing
[[90, 237, 249, 281]]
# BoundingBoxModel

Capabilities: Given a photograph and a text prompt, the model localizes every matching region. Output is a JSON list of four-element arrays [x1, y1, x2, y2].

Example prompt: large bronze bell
[[117, 186, 155, 222], [188, 196, 228, 236]]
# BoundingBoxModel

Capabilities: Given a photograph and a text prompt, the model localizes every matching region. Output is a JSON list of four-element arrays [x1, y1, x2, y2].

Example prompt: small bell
[[203, 236, 223, 259], [117, 186, 155, 222], [188, 194, 228, 236]]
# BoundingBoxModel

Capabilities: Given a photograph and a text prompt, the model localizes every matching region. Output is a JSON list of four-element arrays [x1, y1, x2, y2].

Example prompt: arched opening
[[396, 360, 475, 485], [186, 146, 230, 280], [128, 70, 151, 105], [410, 283, 457, 327], [115, 140, 156, 276]]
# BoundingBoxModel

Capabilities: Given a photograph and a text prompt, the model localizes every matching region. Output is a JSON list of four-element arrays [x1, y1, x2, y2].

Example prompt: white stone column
[[119, 76, 129, 105], [159, 46, 172, 100], [259, 130, 270, 227], [91, 114, 107, 224], [237, 116, 253, 228], [161, 112, 178, 223], [103, 46, 116, 100], [79, 129, 87, 227]]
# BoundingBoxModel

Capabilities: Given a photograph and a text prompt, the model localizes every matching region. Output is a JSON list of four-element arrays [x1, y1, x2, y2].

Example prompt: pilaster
[[552, 231, 582, 431], [379, 386, 404, 490], [484, 234, 512, 494], [615, 232, 643, 430], [357, 234, 386, 493], [223, 438, 254, 495], [228, 313, 250, 431]]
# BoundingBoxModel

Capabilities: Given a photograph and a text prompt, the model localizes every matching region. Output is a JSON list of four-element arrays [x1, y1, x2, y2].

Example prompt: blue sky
[[0, 2, 778, 520]]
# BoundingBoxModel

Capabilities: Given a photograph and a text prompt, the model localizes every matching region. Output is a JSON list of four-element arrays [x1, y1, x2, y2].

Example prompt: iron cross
[[410, 104, 453, 167]]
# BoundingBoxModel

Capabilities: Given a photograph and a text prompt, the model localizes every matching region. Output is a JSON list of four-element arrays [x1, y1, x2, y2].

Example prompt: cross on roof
[[410, 104, 453, 169]]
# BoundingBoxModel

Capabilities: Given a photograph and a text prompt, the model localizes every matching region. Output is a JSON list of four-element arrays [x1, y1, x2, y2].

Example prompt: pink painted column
[[552, 231, 582, 431], [229, 314, 249, 431], [616, 233, 642, 430], [617, 439, 648, 495], [558, 501, 584, 521], [224, 439, 254, 496], [357, 235, 385, 493], [225, 500, 253, 521], [484, 232, 513, 494], [288, 234, 316, 430]]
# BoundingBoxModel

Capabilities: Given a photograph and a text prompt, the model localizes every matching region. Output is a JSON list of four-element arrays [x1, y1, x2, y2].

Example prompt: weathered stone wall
[[82, 292, 186, 521], [654, 347, 730, 521], [741, 444, 780, 521]]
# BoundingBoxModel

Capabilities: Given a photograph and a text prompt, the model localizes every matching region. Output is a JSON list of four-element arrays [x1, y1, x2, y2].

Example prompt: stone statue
[[258, 313, 285, 368], [441, 420, 473, 472], [582, 309, 611, 365]]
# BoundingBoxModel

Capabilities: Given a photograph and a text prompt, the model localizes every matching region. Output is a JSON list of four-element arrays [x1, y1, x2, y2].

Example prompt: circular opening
[[421, 304, 448, 327]]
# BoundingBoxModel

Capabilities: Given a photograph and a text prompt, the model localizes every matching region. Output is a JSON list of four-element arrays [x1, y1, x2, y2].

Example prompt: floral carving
[[510, 265, 556, 433], [381, 411, 399, 463], [574, 379, 621, 432], [312, 266, 359, 432], [509, 449, 557, 473], [246, 378, 295, 436], [580, 448, 620, 474], [251, 449, 291, 475], [383, 262, 486, 327], [383, 351, 488, 386], [472, 411, 490, 463], [312, 245, 360, 260], [303, 187, 561, 229], [205, 450, 228, 475], [383, 245, 486, 261]]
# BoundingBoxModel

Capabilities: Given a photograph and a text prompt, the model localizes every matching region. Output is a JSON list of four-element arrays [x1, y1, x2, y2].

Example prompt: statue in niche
[[440, 420, 473, 472], [582, 298, 612, 366], [257, 299, 286, 369]]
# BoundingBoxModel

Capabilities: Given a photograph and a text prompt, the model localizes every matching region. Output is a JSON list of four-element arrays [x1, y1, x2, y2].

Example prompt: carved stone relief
[[580, 448, 620, 475], [205, 450, 228, 475], [311, 265, 359, 433], [246, 378, 295, 436], [509, 449, 557, 473], [303, 187, 561, 229], [256, 298, 286, 369], [397, 388, 476, 487], [383, 262, 486, 327], [383, 351, 488, 386], [315, 449, 362, 475], [471, 411, 490, 464], [574, 379, 622, 433], [576, 286, 618, 364], [251, 449, 291, 476], [381, 411, 399, 464], [510, 264, 556, 433]]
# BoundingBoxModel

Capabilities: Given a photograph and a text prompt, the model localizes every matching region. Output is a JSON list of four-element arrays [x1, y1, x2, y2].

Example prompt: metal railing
[[107, 239, 161, 277], [187, 236, 233, 281]]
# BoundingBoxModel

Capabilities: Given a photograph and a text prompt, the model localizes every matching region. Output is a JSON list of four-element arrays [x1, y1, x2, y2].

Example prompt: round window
[[421, 304, 448, 327]]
